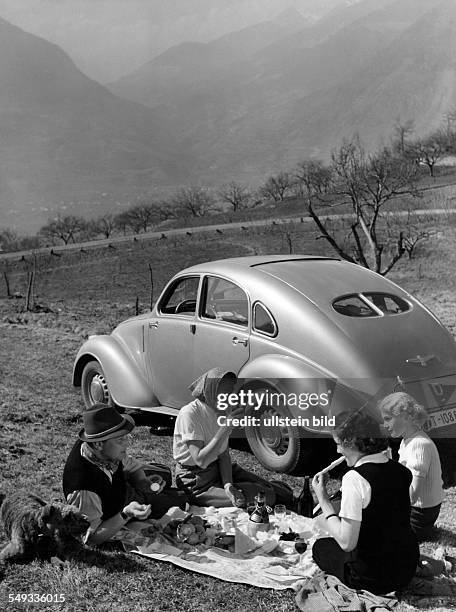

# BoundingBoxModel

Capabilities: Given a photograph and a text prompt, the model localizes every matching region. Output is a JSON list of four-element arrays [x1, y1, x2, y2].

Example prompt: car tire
[[244, 385, 314, 475], [81, 360, 112, 410]]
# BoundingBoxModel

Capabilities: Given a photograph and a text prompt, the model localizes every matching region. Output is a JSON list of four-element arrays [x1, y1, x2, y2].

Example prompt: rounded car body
[[73, 255, 456, 473]]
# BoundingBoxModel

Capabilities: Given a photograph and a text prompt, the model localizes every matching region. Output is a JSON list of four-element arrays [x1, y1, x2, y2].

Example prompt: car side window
[[253, 303, 277, 336], [158, 276, 199, 315], [202, 276, 249, 327]]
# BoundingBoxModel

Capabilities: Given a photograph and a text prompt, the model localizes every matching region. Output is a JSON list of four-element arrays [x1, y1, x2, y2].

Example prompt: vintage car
[[73, 255, 456, 473]]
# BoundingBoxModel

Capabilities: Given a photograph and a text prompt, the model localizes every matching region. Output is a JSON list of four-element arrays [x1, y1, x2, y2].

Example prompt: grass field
[[1, 213, 456, 611]]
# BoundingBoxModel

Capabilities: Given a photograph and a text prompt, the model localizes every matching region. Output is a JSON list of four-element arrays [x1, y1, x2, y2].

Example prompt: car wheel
[[244, 386, 313, 474], [81, 360, 112, 410]]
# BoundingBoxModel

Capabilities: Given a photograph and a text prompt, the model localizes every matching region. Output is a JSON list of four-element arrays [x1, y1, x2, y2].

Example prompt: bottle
[[248, 490, 270, 535], [297, 476, 314, 517]]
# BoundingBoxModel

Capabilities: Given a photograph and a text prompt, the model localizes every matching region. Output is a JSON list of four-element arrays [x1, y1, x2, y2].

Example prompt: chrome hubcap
[[89, 373, 110, 404], [258, 408, 290, 456]]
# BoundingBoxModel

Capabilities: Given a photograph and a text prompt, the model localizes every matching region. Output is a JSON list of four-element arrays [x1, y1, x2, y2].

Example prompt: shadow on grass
[[0, 547, 144, 582], [67, 546, 144, 573], [427, 527, 456, 548]]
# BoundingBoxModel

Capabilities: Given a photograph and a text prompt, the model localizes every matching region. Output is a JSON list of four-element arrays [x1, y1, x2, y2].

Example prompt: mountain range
[[0, 0, 349, 82], [109, 0, 454, 182], [1, 0, 456, 231]]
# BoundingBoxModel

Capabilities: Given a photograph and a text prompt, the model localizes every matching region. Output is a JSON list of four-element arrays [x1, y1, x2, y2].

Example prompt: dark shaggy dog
[[0, 492, 89, 564]]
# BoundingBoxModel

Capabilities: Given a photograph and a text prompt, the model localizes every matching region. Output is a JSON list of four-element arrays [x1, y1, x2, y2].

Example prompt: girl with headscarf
[[173, 367, 277, 507]]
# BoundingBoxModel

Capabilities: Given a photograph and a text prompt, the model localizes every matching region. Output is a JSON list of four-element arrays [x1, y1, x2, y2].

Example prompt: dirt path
[[1, 208, 455, 263]]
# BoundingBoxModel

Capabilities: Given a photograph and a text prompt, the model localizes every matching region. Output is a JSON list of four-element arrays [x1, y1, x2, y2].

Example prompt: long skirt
[[312, 537, 419, 594], [175, 460, 278, 507], [410, 503, 441, 541]]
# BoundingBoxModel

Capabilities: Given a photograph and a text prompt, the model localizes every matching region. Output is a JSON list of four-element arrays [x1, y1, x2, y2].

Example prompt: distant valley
[[1, 0, 456, 231]]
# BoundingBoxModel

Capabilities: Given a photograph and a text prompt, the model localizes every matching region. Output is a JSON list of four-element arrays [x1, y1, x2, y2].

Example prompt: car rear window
[[363, 293, 409, 314], [333, 293, 410, 317]]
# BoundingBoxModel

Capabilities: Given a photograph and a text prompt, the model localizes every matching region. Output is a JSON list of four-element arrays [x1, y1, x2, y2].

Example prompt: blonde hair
[[378, 392, 428, 427]]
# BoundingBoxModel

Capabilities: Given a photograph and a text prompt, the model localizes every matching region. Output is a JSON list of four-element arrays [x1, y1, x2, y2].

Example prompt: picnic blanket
[[116, 506, 320, 590]]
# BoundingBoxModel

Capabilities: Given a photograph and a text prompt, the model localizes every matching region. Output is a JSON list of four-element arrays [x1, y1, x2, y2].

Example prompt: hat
[[79, 403, 135, 442]]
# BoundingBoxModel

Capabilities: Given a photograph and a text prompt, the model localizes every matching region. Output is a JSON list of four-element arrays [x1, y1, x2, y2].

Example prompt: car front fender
[[73, 335, 160, 409]]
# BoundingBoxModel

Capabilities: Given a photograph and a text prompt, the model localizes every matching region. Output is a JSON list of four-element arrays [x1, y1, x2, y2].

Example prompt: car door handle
[[149, 321, 159, 329], [232, 336, 248, 346]]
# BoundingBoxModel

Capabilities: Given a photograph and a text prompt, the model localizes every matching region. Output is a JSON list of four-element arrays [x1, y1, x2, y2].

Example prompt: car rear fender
[[238, 354, 329, 414], [73, 335, 160, 409]]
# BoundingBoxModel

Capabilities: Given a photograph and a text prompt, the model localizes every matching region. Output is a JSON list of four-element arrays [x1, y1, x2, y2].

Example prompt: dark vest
[[349, 459, 419, 588], [63, 440, 126, 520]]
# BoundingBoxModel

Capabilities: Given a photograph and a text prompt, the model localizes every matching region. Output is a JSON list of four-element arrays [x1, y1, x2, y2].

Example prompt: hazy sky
[[0, 0, 350, 81]]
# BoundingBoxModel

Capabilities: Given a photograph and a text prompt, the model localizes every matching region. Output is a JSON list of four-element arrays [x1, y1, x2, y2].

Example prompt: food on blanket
[[214, 534, 235, 552], [142, 523, 162, 537], [176, 522, 196, 541], [190, 516, 205, 528], [187, 533, 201, 545], [279, 529, 300, 541]]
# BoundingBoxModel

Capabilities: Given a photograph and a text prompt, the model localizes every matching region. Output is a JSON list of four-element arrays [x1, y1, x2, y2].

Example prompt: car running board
[[136, 406, 180, 417]]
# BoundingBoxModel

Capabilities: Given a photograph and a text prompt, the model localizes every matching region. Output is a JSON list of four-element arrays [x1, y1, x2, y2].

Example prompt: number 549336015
[[9, 594, 65, 603]]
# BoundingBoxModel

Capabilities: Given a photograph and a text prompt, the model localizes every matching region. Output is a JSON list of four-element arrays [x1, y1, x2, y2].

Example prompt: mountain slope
[[284, 0, 456, 156], [0, 17, 187, 230], [107, 0, 444, 183], [108, 9, 308, 109]]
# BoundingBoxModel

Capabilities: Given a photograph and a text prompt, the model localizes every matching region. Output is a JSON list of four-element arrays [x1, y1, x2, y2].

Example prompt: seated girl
[[173, 368, 278, 508], [312, 411, 419, 595], [379, 391, 444, 540]]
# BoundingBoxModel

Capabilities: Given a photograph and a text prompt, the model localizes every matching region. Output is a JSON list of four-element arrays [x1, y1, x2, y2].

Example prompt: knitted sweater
[[399, 431, 444, 508]]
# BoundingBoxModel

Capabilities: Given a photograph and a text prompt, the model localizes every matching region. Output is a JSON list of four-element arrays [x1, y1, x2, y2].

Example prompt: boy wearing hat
[[63, 404, 185, 545]]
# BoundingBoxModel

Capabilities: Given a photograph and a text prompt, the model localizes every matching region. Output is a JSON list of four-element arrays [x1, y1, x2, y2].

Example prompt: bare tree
[[384, 210, 430, 260], [114, 210, 132, 236], [156, 200, 181, 222], [393, 118, 415, 155], [217, 181, 253, 212], [408, 135, 446, 177], [295, 160, 332, 196], [124, 203, 158, 233], [297, 139, 421, 275], [95, 213, 117, 239], [39, 215, 88, 245], [259, 171, 294, 202], [171, 186, 215, 217]]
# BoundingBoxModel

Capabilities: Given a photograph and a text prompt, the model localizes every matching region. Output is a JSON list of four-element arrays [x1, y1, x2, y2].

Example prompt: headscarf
[[189, 367, 237, 409]]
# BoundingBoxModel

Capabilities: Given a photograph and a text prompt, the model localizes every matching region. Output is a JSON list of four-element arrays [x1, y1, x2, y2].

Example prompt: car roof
[[182, 255, 400, 305], [185, 255, 337, 269]]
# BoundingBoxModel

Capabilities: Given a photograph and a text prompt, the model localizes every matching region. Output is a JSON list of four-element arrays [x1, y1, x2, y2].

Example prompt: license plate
[[401, 375, 456, 413], [424, 405, 456, 431]]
